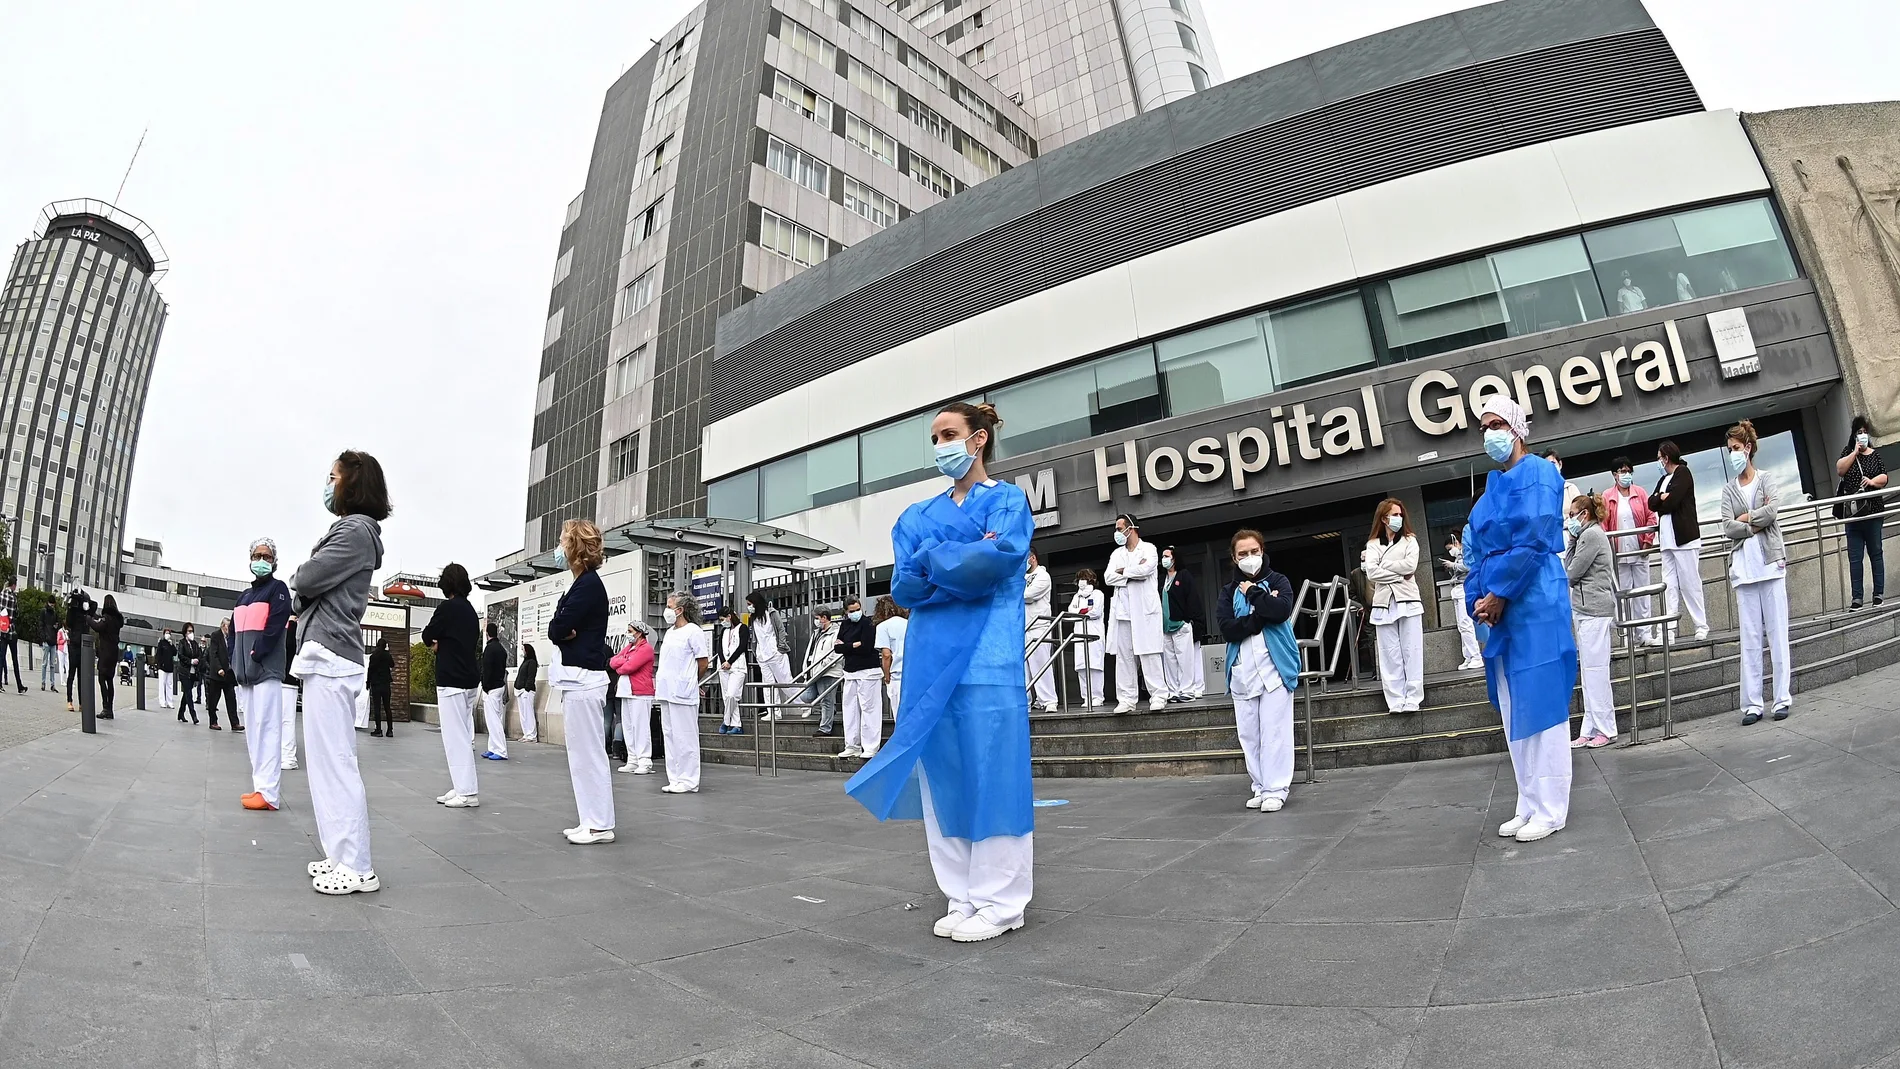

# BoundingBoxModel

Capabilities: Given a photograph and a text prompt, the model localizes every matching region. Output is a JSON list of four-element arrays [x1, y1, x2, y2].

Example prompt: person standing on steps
[[713, 607, 750, 735], [746, 590, 794, 721], [1651, 441, 1709, 642], [1023, 550, 1057, 713], [874, 596, 908, 717], [1565, 493, 1618, 748], [1216, 529, 1300, 814], [367, 638, 394, 738], [156, 628, 177, 709], [1364, 499, 1424, 715], [548, 519, 614, 844], [233, 539, 293, 810], [835, 596, 882, 760], [1067, 569, 1106, 708], [1159, 546, 1206, 703], [1837, 415, 1889, 610], [655, 592, 710, 793], [1442, 529, 1483, 671], [1468, 395, 1577, 844], [479, 622, 510, 761], [1602, 456, 1659, 646], [1723, 419, 1792, 725], [1105, 513, 1168, 712], [90, 595, 124, 720], [1543, 450, 1582, 554], [421, 564, 482, 809], [611, 625, 656, 773], [849, 401, 1034, 944], [513, 642, 539, 742], [205, 618, 239, 731], [800, 607, 843, 737]]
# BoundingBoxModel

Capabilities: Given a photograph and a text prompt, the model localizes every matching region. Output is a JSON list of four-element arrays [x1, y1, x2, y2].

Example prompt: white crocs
[[307, 858, 336, 878], [312, 866, 380, 896]]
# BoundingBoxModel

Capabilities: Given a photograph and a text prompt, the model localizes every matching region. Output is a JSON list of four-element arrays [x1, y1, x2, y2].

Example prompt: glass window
[[845, 113, 898, 166], [1584, 198, 1797, 315], [859, 411, 936, 494], [956, 82, 995, 126], [1177, 22, 1200, 54], [611, 346, 645, 400], [760, 438, 858, 518], [608, 432, 640, 483], [1157, 318, 1269, 416], [990, 346, 1163, 459], [849, 58, 899, 108], [1265, 291, 1378, 385], [766, 136, 830, 194], [843, 177, 897, 228], [902, 95, 951, 141], [958, 133, 1002, 179], [906, 49, 951, 93], [634, 196, 667, 242], [651, 77, 688, 120], [1169, 0, 1189, 11], [772, 72, 832, 128], [781, 16, 838, 67], [1490, 235, 1607, 337], [1375, 257, 1507, 361], [707, 469, 759, 522], [1188, 63, 1210, 92], [844, 5, 895, 53], [909, 153, 954, 197], [760, 210, 828, 267]]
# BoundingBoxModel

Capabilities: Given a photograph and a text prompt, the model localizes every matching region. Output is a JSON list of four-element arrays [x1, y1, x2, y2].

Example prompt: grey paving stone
[[1315, 816, 1484, 872], [54, 871, 205, 929], [1619, 777, 1784, 841], [1009, 864, 1148, 914], [1405, 978, 1719, 1069], [644, 929, 944, 1025], [1692, 729, 1845, 783], [1780, 771, 1900, 848], [0, 900, 41, 979], [1699, 912, 1900, 1069], [0, 971, 216, 1069], [0, 856, 71, 912], [1640, 813, 1829, 892], [205, 928, 419, 998], [647, 1031, 878, 1069], [359, 877, 540, 929], [1746, 756, 1899, 810], [21, 911, 207, 997], [1217, 803, 1368, 838], [1461, 842, 1656, 917], [1043, 835, 1209, 871], [489, 871, 676, 919], [214, 991, 487, 1069], [1664, 854, 1895, 972], [710, 874, 915, 926], [1072, 998, 1421, 1068], [1181, 920, 1454, 1007], [968, 913, 1244, 996], [1835, 823, 1900, 900], [1268, 863, 1472, 922], [1163, 834, 1337, 874], [383, 917, 625, 991], [1433, 899, 1685, 1004], [1083, 866, 1303, 923]]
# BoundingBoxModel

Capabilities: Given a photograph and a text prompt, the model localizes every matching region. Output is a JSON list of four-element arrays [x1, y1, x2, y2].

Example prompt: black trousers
[[370, 686, 393, 732], [97, 670, 115, 716], [0, 634, 20, 688], [177, 676, 198, 720], [205, 676, 238, 727]]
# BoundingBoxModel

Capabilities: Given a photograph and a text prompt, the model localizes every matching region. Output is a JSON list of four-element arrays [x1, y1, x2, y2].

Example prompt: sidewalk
[[1, 666, 1897, 1068]]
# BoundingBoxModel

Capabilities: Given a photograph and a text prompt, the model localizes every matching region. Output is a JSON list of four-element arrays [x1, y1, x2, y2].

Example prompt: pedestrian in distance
[[64, 587, 94, 712], [549, 519, 615, 844], [713, 606, 750, 735], [1067, 569, 1106, 708], [1565, 493, 1618, 748], [1216, 529, 1300, 813], [176, 624, 202, 725], [90, 595, 124, 720], [1651, 440, 1710, 641], [835, 596, 882, 760], [155, 627, 177, 709], [367, 637, 395, 737], [874, 595, 908, 717], [422, 563, 482, 808], [40, 599, 60, 690], [1363, 498, 1424, 714], [1723, 419, 1792, 725], [0, 579, 24, 693], [234, 539, 293, 809], [655, 592, 710, 793], [513, 641, 539, 742], [1836, 414, 1888, 610], [296, 448, 390, 896], [610, 625, 656, 773], [204, 618, 240, 731], [480, 622, 510, 760], [1105, 513, 1169, 712]]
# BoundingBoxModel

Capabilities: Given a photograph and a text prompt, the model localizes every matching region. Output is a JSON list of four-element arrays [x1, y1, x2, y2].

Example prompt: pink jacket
[[1601, 484, 1658, 549], [610, 639, 655, 696]]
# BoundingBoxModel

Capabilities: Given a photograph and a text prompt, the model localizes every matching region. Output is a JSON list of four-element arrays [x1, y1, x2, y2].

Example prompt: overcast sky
[[0, 0, 1891, 584]]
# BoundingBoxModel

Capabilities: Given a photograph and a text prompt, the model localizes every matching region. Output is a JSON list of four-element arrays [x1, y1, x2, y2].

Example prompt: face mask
[[1113, 529, 1128, 548], [1161, 555, 1173, 570], [250, 560, 273, 578], [322, 478, 336, 514], [662, 608, 678, 625], [552, 547, 568, 570], [1726, 449, 1748, 477], [1565, 518, 1583, 537], [1858, 432, 1871, 448], [847, 610, 862, 622], [1483, 429, 1514, 463], [1616, 474, 1632, 489], [933, 438, 976, 479], [1077, 581, 1093, 594], [1386, 514, 1403, 532], [1448, 542, 1462, 559], [184, 631, 193, 639], [1236, 554, 1263, 577]]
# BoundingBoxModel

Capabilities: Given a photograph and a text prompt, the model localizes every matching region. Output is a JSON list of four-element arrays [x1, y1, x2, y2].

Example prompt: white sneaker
[[436, 790, 458, 804], [1113, 702, 1137, 714], [1498, 816, 1528, 837], [800, 710, 813, 719], [1245, 794, 1264, 810], [1260, 797, 1284, 813], [565, 828, 615, 845], [1459, 658, 1484, 671], [933, 910, 973, 938], [280, 760, 298, 771], [858, 747, 878, 761], [444, 794, 479, 808], [521, 736, 538, 743], [766, 711, 783, 721], [1038, 701, 1058, 712], [1693, 627, 1710, 641], [312, 866, 379, 896], [1148, 696, 1167, 711], [660, 783, 699, 794], [632, 760, 654, 775], [562, 825, 583, 838], [837, 746, 863, 759], [617, 763, 638, 773], [950, 911, 1024, 943], [1515, 822, 1562, 843]]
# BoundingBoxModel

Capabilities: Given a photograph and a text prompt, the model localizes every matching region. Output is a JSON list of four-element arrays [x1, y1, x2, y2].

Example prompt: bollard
[[78, 633, 96, 733], [136, 652, 147, 710]]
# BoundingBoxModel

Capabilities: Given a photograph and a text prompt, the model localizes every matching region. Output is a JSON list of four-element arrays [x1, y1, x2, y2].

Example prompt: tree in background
[[0, 519, 13, 589], [409, 641, 436, 703], [14, 588, 57, 644]]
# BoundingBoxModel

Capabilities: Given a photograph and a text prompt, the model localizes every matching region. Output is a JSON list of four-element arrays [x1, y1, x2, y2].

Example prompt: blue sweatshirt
[[548, 569, 609, 671], [231, 575, 293, 685]]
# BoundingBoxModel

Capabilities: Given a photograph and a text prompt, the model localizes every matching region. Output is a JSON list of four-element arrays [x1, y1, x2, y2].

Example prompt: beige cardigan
[[1362, 535, 1422, 608]]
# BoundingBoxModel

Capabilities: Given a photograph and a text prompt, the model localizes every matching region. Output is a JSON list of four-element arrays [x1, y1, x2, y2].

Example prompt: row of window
[[707, 196, 1801, 522]]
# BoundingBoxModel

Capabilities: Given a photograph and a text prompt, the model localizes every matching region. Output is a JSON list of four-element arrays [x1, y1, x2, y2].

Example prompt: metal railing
[[1293, 576, 1356, 783], [737, 649, 845, 776], [1024, 611, 1100, 712]]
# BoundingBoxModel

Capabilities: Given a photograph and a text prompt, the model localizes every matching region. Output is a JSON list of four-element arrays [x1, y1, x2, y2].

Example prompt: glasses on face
[[1480, 418, 1510, 432]]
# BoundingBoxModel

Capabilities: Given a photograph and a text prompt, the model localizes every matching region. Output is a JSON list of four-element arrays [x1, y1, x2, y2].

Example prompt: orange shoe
[[240, 793, 278, 811]]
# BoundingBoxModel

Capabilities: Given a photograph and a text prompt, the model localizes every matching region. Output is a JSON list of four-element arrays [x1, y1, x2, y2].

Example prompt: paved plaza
[[2, 670, 1899, 1069]]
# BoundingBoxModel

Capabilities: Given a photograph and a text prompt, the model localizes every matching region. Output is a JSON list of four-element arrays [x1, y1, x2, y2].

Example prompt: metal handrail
[[1292, 576, 1354, 784], [1024, 611, 1098, 712]]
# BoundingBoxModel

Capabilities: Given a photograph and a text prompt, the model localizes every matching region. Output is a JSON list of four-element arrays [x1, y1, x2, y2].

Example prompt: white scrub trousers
[[660, 699, 701, 790], [1234, 685, 1294, 802], [620, 696, 653, 763], [436, 686, 480, 797], [1375, 613, 1425, 712], [515, 688, 538, 741], [280, 683, 299, 767], [481, 687, 509, 758], [842, 670, 882, 755], [561, 682, 614, 830], [304, 672, 373, 875], [1499, 678, 1572, 830], [1107, 619, 1166, 706], [1736, 576, 1792, 716], [238, 682, 285, 806], [1661, 548, 1708, 636], [1078, 667, 1105, 707], [1026, 634, 1057, 708], [160, 669, 175, 708], [756, 653, 794, 716], [1451, 583, 1480, 664], [920, 771, 1032, 927], [1161, 624, 1205, 699], [1617, 558, 1656, 643], [886, 678, 901, 718], [720, 667, 746, 729], [1575, 614, 1617, 739]]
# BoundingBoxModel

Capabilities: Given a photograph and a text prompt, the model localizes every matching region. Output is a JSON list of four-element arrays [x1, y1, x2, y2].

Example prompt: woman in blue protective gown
[[846, 401, 1035, 943], [1466, 395, 1579, 844]]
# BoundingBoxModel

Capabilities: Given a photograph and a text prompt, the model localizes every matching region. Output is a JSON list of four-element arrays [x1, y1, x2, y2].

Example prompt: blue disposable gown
[[845, 479, 1034, 840], [1464, 454, 1579, 740]]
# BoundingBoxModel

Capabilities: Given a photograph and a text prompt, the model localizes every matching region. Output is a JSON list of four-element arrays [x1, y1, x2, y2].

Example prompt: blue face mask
[[1565, 517, 1583, 537], [934, 439, 976, 480], [1113, 529, 1128, 548], [250, 559, 273, 578], [1482, 429, 1515, 463], [552, 547, 569, 570], [1725, 449, 1748, 477], [847, 610, 862, 622], [322, 478, 336, 514]]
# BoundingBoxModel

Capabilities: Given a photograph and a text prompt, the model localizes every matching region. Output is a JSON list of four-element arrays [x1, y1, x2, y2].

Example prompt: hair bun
[[976, 402, 1002, 426]]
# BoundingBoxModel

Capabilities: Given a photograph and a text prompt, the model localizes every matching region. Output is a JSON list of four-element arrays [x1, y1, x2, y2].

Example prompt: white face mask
[[662, 608, 678, 626], [1077, 581, 1093, 594], [1386, 514, 1403, 532], [1236, 554, 1263, 576]]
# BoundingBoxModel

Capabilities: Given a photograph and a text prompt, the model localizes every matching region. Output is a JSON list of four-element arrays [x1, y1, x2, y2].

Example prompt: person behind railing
[[1651, 440, 1709, 642], [835, 597, 883, 760], [1602, 456, 1659, 647], [1106, 513, 1170, 712], [655, 593, 710, 794], [1468, 395, 1577, 844], [610, 624, 656, 774], [1067, 569, 1106, 708], [1160, 545, 1206, 703], [1024, 549, 1057, 712], [1565, 492, 1618, 749], [1836, 414, 1888, 610], [1216, 529, 1299, 813], [712, 606, 750, 736], [798, 607, 844, 738], [1441, 529, 1482, 671], [874, 595, 908, 716], [1363, 498, 1424, 715], [1723, 419, 1792, 725], [745, 590, 796, 722], [1543, 450, 1582, 555]]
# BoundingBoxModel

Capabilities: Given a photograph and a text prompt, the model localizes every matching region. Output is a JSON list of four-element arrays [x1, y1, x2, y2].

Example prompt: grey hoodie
[[290, 514, 385, 666]]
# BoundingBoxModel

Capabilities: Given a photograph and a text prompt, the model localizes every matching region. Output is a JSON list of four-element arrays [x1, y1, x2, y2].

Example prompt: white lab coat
[[1105, 542, 1164, 656], [1024, 566, 1053, 629], [1067, 588, 1106, 670]]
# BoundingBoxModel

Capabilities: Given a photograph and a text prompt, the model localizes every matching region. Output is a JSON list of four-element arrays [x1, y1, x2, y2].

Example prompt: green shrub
[[409, 641, 436, 703], [13, 588, 57, 643]]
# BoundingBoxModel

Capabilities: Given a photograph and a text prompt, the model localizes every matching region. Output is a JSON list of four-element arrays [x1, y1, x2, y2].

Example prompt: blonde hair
[[1727, 418, 1760, 456], [560, 519, 605, 570], [1571, 492, 1606, 524]]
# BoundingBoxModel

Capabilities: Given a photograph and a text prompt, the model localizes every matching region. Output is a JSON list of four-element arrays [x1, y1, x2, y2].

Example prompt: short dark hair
[[1116, 513, 1138, 529], [1658, 440, 1681, 464], [1852, 414, 1876, 437], [844, 597, 862, 610], [332, 450, 391, 521], [1542, 449, 1561, 461], [486, 621, 498, 639], [440, 563, 472, 599], [1612, 455, 1633, 473]]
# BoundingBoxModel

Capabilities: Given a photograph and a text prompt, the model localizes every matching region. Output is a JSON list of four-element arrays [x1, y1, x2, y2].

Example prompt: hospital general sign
[[1000, 294, 1834, 527]]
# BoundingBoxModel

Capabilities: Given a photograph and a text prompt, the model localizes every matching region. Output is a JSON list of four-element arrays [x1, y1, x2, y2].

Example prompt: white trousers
[[620, 696, 652, 761], [1575, 614, 1617, 739], [238, 682, 284, 805], [1026, 637, 1056, 707], [1234, 685, 1294, 801], [920, 771, 1032, 925], [1616, 558, 1656, 643], [561, 683, 613, 830], [720, 667, 746, 728], [436, 686, 479, 797], [1375, 613, 1425, 712], [353, 687, 371, 729], [481, 688, 509, 758], [756, 653, 794, 715], [1451, 583, 1480, 663], [886, 678, 901, 718], [1499, 678, 1572, 829], [1078, 668, 1105, 706], [1107, 618, 1166, 705], [304, 673, 372, 874], [281, 683, 299, 766], [1162, 624, 1205, 699], [1737, 576, 1792, 716], [159, 669, 175, 707], [660, 699, 701, 790], [1660, 548, 1708, 635], [842, 670, 882, 755], [515, 688, 538, 741]]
